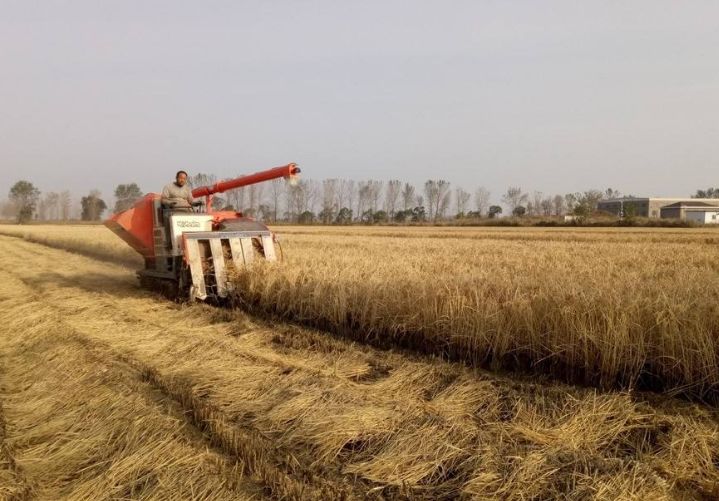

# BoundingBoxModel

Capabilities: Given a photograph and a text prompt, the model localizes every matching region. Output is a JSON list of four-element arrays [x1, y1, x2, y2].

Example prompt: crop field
[[0, 224, 718, 499]]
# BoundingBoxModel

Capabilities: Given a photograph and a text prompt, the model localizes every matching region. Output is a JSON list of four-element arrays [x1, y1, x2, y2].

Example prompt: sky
[[0, 0, 717, 206]]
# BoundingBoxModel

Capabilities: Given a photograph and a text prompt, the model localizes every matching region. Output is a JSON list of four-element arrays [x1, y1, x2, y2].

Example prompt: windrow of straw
[[0, 225, 141, 267], [231, 228, 719, 399]]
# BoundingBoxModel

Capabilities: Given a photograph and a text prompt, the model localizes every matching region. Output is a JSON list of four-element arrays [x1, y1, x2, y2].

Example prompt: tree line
[[2, 181, 142, 223], [3, 176, 718, 224]]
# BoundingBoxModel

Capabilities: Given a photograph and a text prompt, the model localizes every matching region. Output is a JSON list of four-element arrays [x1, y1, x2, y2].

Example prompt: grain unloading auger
[[104, 163, 300, 301]]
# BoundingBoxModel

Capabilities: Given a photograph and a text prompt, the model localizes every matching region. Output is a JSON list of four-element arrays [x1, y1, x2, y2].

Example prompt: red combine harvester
[[105, 163, 300, 301]]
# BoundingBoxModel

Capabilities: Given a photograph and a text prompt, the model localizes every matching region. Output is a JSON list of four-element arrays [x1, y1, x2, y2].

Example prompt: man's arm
[[161, 185, 175, 206]]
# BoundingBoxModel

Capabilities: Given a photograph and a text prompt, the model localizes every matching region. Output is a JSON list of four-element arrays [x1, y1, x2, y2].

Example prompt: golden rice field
[[236, 225, 719, 399], [0, 224, 718, 499]]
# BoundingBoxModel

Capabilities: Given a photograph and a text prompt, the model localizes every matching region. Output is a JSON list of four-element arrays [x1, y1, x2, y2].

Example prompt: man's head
[[175, 170, 188, 186]]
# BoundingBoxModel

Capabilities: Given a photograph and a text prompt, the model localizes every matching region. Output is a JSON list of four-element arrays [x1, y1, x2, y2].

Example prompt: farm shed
[[598, 198, 719, 219], [659, 201, 719, 222]]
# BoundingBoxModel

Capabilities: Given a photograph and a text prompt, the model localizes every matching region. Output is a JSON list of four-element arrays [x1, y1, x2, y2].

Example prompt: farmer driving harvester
[[161, 170, 195, 210]]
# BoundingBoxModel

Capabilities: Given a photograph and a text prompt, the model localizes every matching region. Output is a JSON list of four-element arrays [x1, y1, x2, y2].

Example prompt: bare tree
[[553, 194, 564, 215], [401, 183, 416, 210], [564, 193, 578, 214], [384, 180, 401, 218], [36, 191, 59, 220], [45, 192, 59, 220], [347, 180, 358, 221], [474, 187, 491, 216], [540, 197, 553, 216], [502, 186, 528, 212], [424, 181, 437, 220], [306, 179, 320, 214], [530, 191, 543, 216], [321, 179, 339, 223], [37, 196, 48, 220], [424, 180, 451, 221], [438, 187, 451, 218], [59, 191, 72, 220], [455, 187, 470, 216], [285, 182, 301, 221], [367, 180, 383, 213], [226, 186, 246, 212], [285, 180, 316, 220], [269, 179, 284, 222], [357, 181, 371, 219], [247, 183, 265, 216], [336, 179, 354, 213]]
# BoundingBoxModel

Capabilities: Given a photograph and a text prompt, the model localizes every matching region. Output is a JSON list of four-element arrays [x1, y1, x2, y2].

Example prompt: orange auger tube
[[191, 163, 300, 199], [191, 163, 300, 212]]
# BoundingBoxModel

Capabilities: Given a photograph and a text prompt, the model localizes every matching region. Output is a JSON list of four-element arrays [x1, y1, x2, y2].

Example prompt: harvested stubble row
[[235, 226, 719, 399], [1, 233, 719, 499]]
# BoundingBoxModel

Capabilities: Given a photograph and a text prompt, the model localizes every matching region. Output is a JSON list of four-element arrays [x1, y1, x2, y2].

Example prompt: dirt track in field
[[0, 235, 718, 500]]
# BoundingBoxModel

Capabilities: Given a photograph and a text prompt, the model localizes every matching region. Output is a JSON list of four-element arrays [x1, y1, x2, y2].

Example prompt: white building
[[686, 210, 719, 224]]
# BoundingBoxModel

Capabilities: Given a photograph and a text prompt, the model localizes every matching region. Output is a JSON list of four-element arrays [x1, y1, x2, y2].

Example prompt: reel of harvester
[[105, 163, 299, 302]]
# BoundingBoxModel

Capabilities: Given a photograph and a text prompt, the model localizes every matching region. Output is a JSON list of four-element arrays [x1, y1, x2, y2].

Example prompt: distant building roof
[[661, 201, 719, 209], [600, 197, 719, 204]]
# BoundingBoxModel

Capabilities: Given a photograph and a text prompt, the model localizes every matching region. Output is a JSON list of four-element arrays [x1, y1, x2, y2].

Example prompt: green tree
[[81, 190, 107, 221], [393, 209, 409, 222], [335, 207, 353, 224], [297, 210, 315, 224], [410, 206, 426, 222], [488, 205, 502, 218], [693, 188, 719, 198], [9, 180, 40, 224], [513, 206, 527, 217], [113, 183, 143, 213], [372, 210, 389, 223]]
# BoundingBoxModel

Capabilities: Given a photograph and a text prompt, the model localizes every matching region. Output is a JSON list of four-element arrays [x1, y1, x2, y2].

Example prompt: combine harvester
[[105, 163, 300, 301]]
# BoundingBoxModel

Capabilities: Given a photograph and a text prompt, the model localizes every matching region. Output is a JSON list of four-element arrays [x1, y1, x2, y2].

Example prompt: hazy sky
[[1, 0, 717, 205]]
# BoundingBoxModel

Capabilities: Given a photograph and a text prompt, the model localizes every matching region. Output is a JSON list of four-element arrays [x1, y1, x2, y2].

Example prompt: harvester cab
[[105, 163, 300, 301]]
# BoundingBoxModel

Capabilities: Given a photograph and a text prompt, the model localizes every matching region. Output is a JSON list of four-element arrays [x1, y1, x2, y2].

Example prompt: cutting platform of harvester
[[105, 163, 300, 301]]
